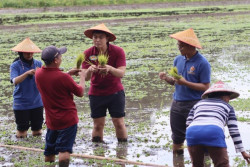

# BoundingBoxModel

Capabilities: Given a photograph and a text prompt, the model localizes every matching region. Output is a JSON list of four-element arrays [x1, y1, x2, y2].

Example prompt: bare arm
[[241, 151, 250, 164], [78, 70, 86, 97], [14, 69, 36, 85], [175, 77, 210, 91], [101, 65, 126, 78]]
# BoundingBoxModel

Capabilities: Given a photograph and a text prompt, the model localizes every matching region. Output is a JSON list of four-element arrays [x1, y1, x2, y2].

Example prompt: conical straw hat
[[202, 81, 240, 100], [170, 28, 202, 49], [11, 37, 42, 53], [84, 23, 116, 42]]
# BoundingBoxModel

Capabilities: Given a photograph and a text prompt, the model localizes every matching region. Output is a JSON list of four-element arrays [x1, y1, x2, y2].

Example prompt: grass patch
[[0, 0, 237, 8]]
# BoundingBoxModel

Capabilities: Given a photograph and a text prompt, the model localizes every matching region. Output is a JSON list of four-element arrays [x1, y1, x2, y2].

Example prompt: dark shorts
[[44, 124, 77, 156], [170, 100, 199, 144], [89, 90, 125, 118], [14, 106, 44, 131]]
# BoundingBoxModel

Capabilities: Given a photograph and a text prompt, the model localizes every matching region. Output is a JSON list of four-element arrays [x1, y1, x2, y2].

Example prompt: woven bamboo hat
[[11, 38, 42, 53], [202, 81, 240, 100], [170, 28, 202, 49], [84, 23, 116, 42]]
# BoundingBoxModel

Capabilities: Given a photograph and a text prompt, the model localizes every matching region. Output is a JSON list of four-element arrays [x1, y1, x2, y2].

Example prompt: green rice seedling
[[168, 66, 182, 79], [76, 53, 85, 69], [98, 54, 109, 67]]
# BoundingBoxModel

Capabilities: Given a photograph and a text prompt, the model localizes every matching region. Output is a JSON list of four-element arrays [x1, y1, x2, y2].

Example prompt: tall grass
[[0, 0, 231, 8]]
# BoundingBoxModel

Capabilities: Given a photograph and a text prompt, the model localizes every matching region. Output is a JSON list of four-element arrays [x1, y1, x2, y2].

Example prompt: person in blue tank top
[[159, 28, 211, 159], [10, 38, 44, 138]]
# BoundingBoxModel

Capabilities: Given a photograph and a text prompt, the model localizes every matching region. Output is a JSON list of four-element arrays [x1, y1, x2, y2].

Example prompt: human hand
[[174, 77, 187, 85], [98, 65, 113, 75], [87, 65, 98, 73], [159, 72, 167, 80], [67, 68, 81, 76], [241, 151, 250, 164], [26, 69, 36, 76]]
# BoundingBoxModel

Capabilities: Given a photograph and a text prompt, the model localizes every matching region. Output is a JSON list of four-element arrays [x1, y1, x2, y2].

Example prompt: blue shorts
[[89, 90, 125, 118], [186, 125, 226, 147], [44, 124, 77, 156]]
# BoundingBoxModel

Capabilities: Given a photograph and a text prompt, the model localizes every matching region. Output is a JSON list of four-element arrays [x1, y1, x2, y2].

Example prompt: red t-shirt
[[35, 67, 83, 130], [82, 44, 126, 96]]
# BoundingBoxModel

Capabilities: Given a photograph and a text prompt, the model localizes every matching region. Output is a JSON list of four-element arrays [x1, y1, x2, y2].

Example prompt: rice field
[[0, 2, 250, 166]]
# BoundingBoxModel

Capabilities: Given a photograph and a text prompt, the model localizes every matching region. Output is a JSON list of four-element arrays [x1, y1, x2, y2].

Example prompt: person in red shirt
[[35, 45, 85, 166], [82, 23, 127, 142]]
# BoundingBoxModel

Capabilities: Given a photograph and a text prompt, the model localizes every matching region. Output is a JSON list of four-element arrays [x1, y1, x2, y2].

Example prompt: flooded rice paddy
[[0, 4, 250, 167]]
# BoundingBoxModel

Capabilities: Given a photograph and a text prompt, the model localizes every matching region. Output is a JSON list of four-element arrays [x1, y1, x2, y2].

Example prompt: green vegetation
[[76, 53, 85, 69], [0, 5, 249, 26], [0, 0, 233, 8], [168, 66, 182, 79], [0, 2, 250, 166], [98, 54, 109, 66]]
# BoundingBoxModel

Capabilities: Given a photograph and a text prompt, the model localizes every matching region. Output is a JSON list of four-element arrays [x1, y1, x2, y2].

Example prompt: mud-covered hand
[[159, 72, 175, 85], [159, 72, 167, 80], [242, 151, 250, 164]]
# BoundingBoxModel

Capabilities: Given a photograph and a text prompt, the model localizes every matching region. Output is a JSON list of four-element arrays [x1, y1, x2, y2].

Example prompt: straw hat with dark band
[[84, 23, 116, 42], [170, 28, 202, 49], [11, 37, 42, 53], [202, 81, 240, 100]]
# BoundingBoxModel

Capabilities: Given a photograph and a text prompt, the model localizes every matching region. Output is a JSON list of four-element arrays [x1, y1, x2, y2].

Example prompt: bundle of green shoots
[[76, 53, 85, 69], [168, 66, 182, 80], [98, 54, 109, 66]]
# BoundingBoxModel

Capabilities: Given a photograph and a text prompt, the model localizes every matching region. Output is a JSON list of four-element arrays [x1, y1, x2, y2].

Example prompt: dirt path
[[0, 0, 249, 31]]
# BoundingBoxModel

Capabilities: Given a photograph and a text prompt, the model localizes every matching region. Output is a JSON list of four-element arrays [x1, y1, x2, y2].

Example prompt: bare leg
[[58, 152, 70, 167], [112, 117, 127, 142], [173, 143, 184, 155], [92, 117, 105, 142], [32, 129, 42, 136], [45, 154, 55, 162], [16, 130, 27, 138]]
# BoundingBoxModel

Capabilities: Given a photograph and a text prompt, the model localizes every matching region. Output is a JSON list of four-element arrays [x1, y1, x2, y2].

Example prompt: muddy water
[[0, 21, 250, 167]]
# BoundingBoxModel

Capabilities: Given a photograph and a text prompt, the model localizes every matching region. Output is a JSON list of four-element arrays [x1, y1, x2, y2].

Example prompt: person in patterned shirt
[[186, 81, 250, 166]]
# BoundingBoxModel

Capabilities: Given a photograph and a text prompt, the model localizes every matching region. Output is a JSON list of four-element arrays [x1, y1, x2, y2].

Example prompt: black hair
[[13, 52, 23, 63], [92, 30, 108, 36], [207, 91, 232, 98]]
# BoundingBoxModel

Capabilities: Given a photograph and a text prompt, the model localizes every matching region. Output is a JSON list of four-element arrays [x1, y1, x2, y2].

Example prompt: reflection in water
[[91, 141, 128, 166], [173, 154, 184, 167], [116, 142, 128, 166]]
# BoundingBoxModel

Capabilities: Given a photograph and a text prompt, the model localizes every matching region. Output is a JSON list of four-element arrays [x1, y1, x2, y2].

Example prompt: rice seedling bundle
[[168, 66, 182, 79], [76, 53, 85, 69], [98, 54, 109, 66]]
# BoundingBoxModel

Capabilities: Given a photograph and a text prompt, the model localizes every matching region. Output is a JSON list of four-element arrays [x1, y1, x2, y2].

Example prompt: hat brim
[[202, 90, 240, 100], [84, 29, 116, 42], [58, 47, 67, 55], [169, 35, 202, 49]]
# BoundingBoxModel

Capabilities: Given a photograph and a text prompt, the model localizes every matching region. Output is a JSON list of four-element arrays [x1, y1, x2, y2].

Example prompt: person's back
[[186, 81, 250, 166], [36, 66, 83, 130], [35, 45, 85, 167]]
